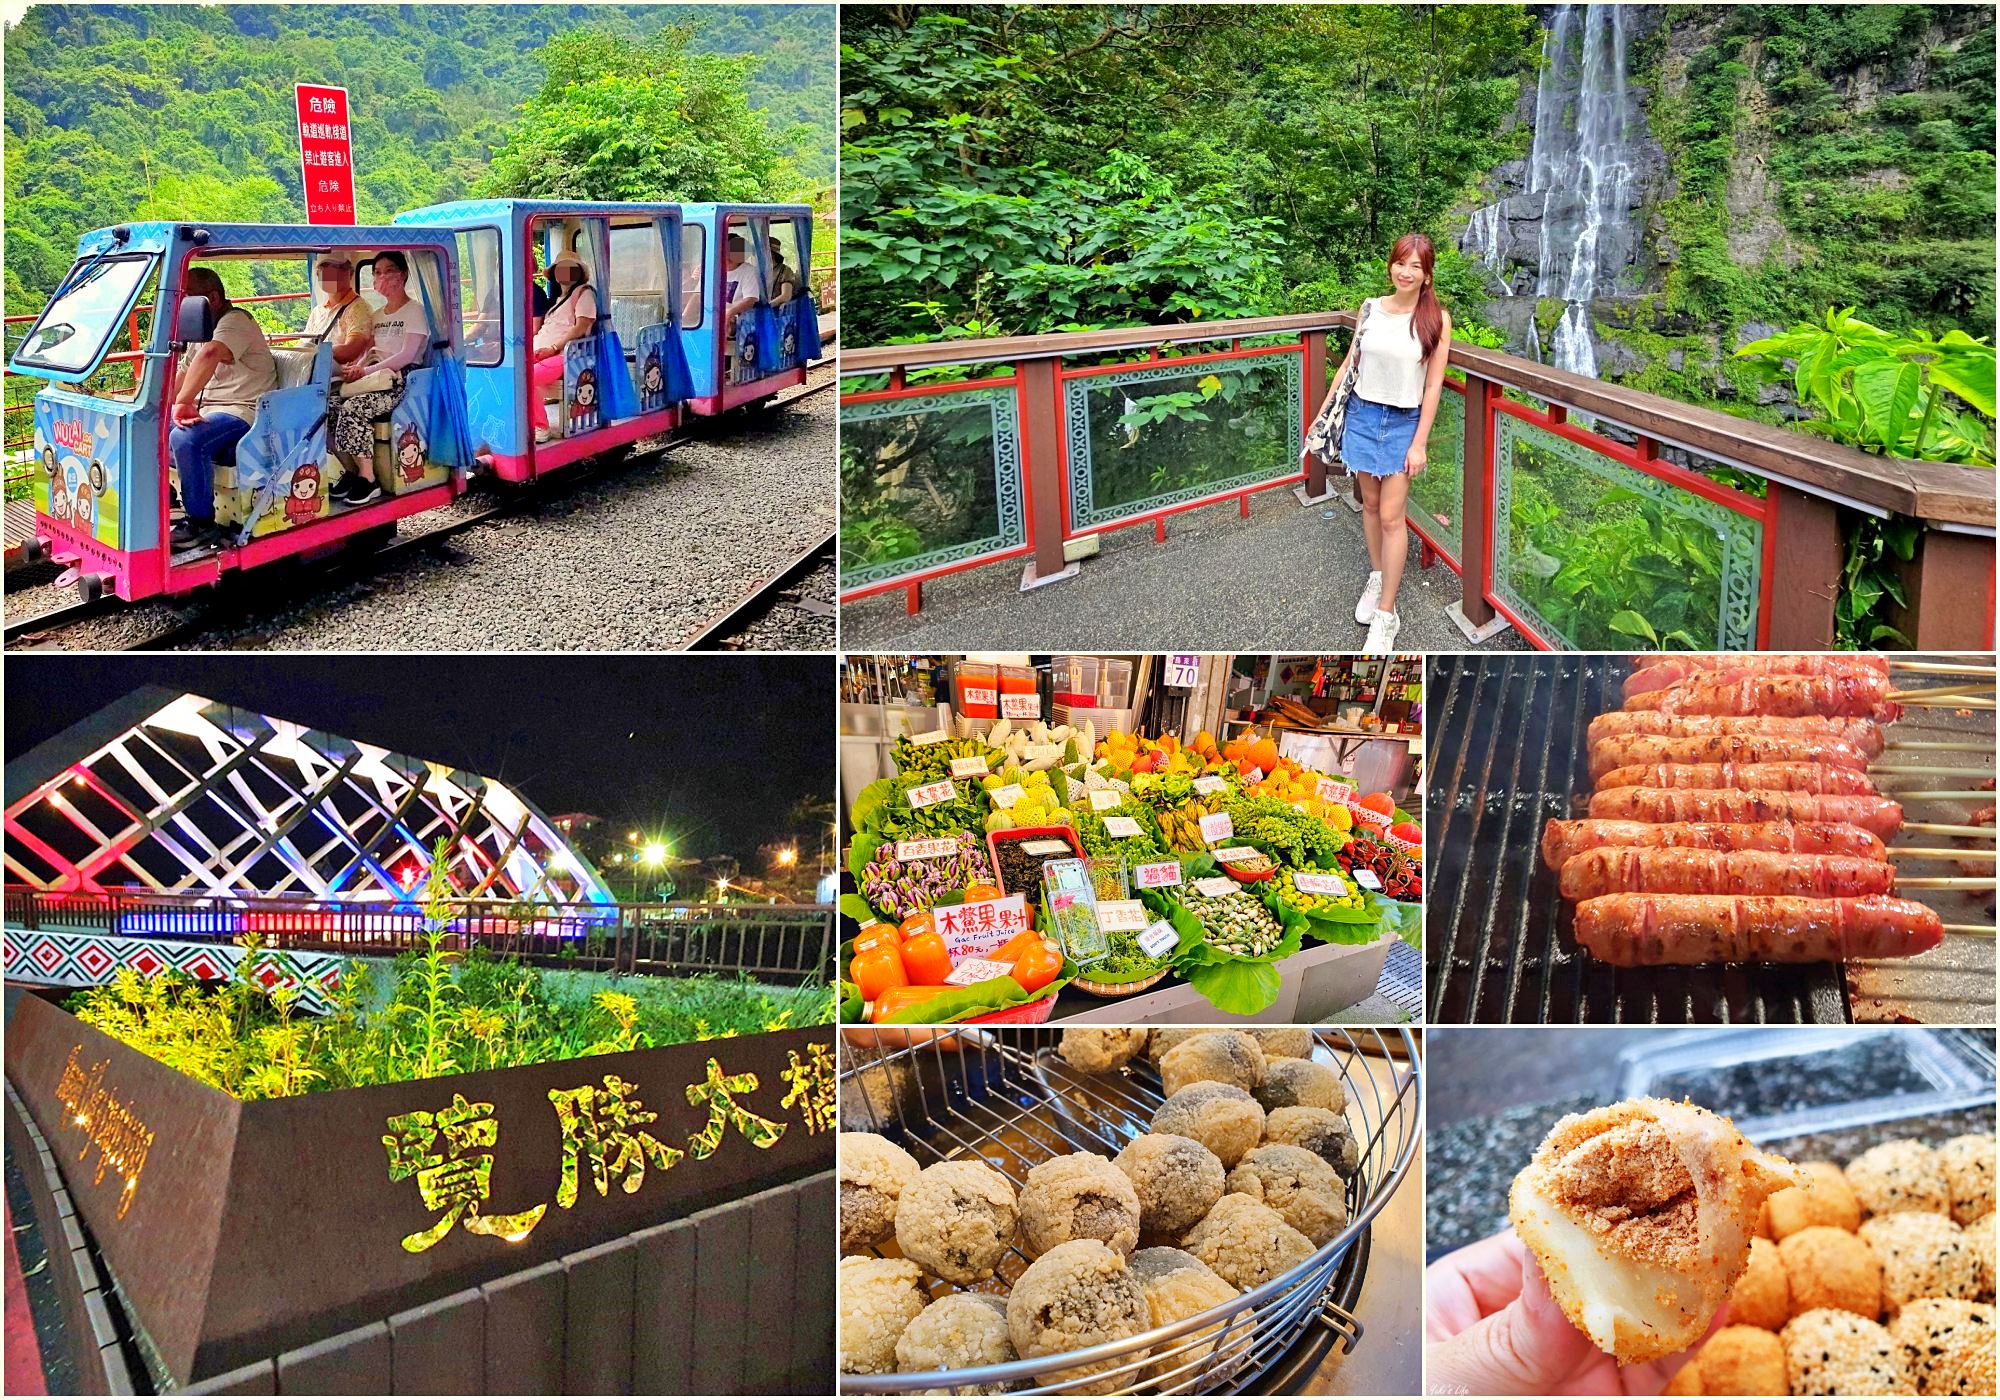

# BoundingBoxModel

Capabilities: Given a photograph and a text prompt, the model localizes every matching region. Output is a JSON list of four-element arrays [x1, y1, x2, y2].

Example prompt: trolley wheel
[[77, 572, 107, 604], [21, 536, 50, 566]]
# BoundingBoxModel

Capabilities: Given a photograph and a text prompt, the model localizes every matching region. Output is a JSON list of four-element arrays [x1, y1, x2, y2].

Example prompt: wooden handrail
[[841, 311, 1995, 529]]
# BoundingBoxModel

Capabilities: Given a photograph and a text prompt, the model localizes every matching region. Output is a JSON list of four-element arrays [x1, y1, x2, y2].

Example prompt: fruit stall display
[[841, 721, 1423, 1020]]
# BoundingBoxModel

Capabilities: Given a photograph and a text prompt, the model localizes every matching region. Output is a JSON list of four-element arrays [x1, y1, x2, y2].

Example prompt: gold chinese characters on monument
[[55, 1045, 156, 1219], [381, 1043, 830, 1254]]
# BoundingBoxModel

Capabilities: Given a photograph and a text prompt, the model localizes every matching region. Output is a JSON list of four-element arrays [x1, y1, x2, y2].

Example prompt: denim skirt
[[1341, 394, 1420, 477]]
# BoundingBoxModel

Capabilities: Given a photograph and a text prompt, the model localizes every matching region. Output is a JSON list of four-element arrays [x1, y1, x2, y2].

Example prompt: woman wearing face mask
[[1316, 232, 1453, 653], [529, 252, 599, 442], [329, 250, 430, 506]]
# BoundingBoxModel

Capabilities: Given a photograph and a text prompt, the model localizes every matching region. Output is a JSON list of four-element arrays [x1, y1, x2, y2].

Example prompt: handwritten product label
[[895, 838, 960, 862], [1317, 776, 1354, 801], [1088, 788, 1124, 812], [907, 779, 957, 809], [1020, 839, 1072, 856], [1001, 693, 1040, 719], [911, 729, 950, 746], [1211, 846, 1261, 864], [1095, 900, 1148, 933], [934, 895, 1030, 960], [1138, 920, 1180, 958], [961, 687, 997, 708], [1294, 871, 1349, 896], [1244, 767, 1265, 786], [944, 956, 1018, 987], [949, 755, 991, 778], [988, 784, 1024, 809], [1102, 816, 1144, 839], [1134, 860, 1183, 889], [1193, 876, 1241, 898], [1352, 868, 1384, 892], [1021, 743, 1062, 763], [1193, 775, 1228, 796], [1198, 812, 1234, 844]]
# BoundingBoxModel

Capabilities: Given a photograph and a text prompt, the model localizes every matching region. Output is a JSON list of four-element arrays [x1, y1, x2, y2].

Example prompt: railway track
[[4, 370, 834, 652]]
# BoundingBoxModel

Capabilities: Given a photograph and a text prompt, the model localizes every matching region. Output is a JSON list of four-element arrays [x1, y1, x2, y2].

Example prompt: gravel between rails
[[712, 553, 836, 651], [8, 384, 835, 652]]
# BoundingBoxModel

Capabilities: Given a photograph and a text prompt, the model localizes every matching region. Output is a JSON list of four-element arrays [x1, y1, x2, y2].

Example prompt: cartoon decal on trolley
[[396, 423, 428, 485], [285, 462, 323, 526], [32, 403, 123, 547]]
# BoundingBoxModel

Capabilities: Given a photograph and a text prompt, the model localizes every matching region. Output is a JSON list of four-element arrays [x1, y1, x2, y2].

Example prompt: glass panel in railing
[[1492, 412, 1763, 650], [1407, 383, 1465, 562], [840, 377, 1025, 587], [1064, 351, 1302, 531]]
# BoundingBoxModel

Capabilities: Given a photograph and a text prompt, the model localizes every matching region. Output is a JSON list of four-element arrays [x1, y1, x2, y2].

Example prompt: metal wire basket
[[839, 1027, 1423, 1395]]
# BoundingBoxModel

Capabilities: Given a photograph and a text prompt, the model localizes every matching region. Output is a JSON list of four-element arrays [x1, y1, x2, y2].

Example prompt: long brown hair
[[1389, 232, 1444, 363]]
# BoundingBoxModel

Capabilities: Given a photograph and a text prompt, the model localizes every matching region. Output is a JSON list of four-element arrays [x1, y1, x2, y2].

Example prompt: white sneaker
[[1363, 608, 1402, 655], [1354, 570, 1383, 625]]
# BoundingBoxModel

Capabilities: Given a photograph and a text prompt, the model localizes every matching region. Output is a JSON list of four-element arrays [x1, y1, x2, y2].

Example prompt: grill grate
[[1425, 655, 1847, 1024]]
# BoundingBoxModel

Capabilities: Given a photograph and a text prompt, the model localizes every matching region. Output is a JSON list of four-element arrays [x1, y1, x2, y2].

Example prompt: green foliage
[[4, 4, 834, 307], [478, 29, 787, 203], [840, 4, 1537, 343]]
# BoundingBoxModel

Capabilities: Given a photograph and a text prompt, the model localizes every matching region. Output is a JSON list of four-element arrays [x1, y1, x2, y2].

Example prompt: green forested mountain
[[3, 3, 835, 304]]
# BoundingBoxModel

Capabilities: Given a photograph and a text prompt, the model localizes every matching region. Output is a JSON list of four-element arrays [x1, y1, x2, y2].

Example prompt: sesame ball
[[1781, 1308, 1915, 1395]]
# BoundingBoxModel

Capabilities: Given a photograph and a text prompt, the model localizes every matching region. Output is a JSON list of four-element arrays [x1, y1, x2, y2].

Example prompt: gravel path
[[842, 484, 1533, 653], [713, 553, 836, 651], [6, 382, 835, 652]]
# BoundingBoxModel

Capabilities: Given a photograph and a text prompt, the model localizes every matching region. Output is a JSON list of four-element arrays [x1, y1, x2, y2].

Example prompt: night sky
[[5, 655, 834, 862]]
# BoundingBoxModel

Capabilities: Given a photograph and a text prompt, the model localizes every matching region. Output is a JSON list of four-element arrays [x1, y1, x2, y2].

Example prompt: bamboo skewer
[[1890, 660, 1999, 678], [1891, 846, 1998, 861], [1895, 875, 1997, 891], [1869, 764, 1997, 777], [1877, 789, 1998, 801], [1895, 696, 1997, 710], [1940, 924, 1996, 936], [1886, 741, 1997, 753], [1888, 681, 1996, 701], [1903, 821, 1999, 837]]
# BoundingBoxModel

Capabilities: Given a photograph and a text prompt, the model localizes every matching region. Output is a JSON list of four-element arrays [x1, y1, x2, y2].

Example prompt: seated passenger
[[529, 253, 599, 442], [168, 268, 279, 546], [328, 251, 430, 506], [768, 236, 802, 308], [722, 233, 763, 341], [304, 253, 376, 371]]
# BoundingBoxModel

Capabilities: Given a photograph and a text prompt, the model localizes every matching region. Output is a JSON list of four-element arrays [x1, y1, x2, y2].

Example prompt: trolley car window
[[679, 224, 706, 329], [457, 228, 502, 367], [11, 253, 157, 375], [767, 219, 804, 306], [608, 220, 668, 352]]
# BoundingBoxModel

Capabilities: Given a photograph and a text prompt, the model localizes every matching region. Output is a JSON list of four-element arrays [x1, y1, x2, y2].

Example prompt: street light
[[628, 830, 639, 842], [775, 847, 797, 867], [641, 841, 668, 868], [715, 877, 729, 901]]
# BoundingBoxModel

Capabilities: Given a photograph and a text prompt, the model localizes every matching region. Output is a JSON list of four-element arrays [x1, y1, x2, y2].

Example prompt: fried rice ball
[[1691, 1325, 1789, 1397], [1664, 1360, 1703, 1394], [1781, 1308, 1915, 1395], [1728, 1236, 1792, 1331], [1966, 1211, 1994, 1300], [1888, 1298, 1994, 1396], [1148, 1028, 1207, 1066], [1859, 1211, 1980, 1313], [895, 1160, 1020, 1285], [1158, 1030, 1267, 1099], [1182, 1192, 1317, 1291], [1247, 1028, 1314, 1060], [1253, 1056, 1346, 1114], [1151, 1082, 1265, 1170], [893, 1292, 1016, 1395], [1114, 1132, 1226, 1238], [1224, 1144, 1349, 1247], [1264, 1105, 1361, 1178], [1019, 1152, 1142, 1258], [1058, 1028, 1149, 1076], [840, 1131, 921, 1254], [1779, 1225, 1883, 1320], [1005, 1239, 1153, 1395], [1848, 1139, 1952, 1219], [1770, 1160, 1865, 1238], [1126, 1247, 1244, 1385], [1938, 1135, 1996, 1227], [839, 1255, 929, 1376]]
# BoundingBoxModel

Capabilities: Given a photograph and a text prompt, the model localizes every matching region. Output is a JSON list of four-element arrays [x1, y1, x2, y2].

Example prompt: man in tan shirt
[[168, 266, 278, 545]]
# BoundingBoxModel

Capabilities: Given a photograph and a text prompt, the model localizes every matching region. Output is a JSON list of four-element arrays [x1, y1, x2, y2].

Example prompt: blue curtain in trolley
[[750, 227, 788, 376], [233, 341, 333, 543], [592, 327, 641, 422], [413, 271, 476, 468]]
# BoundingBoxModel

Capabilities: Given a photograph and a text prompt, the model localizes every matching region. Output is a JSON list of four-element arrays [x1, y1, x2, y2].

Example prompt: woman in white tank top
[[1312, 233, 1453, 653]]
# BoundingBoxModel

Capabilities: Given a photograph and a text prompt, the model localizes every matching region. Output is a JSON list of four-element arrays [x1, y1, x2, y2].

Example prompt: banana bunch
[[1157, 799, 1219, 852]]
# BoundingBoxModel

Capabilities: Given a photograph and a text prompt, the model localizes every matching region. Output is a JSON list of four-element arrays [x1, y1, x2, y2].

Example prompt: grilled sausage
[[1572, 893, 1942, 966], [1593, 762, 1878, 795], [1623, 655, 1889, 699], [1541, 818, 1889, 870], [1558, 847, 1897, 899], [1585, 788, 1905, 839], [1587, 733, 1874, 781], [1585, 711, 1886, 757], [1623, 672, 1899, 720]]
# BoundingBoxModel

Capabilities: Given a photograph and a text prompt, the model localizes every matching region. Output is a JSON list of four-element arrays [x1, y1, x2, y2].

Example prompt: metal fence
[[839, 312, 1995, 648], [2, 886, 833, 985]]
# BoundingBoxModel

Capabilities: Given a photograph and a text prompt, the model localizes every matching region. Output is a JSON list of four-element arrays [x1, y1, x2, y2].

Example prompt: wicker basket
[[1069, 968, 1168, 997]]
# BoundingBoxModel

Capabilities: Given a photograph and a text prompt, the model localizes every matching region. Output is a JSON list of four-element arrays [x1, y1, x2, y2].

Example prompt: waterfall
[[1464, 2, 1641, 376]]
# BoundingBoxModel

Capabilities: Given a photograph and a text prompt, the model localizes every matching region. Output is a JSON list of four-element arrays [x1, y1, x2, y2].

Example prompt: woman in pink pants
[[529, 253, 600, 440]]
